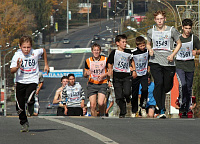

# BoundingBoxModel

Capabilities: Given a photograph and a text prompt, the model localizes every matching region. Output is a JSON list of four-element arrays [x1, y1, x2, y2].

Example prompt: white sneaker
[[158, 114, 166, 119], [141, 108, 147, 118], [131, 113, 136, 118]]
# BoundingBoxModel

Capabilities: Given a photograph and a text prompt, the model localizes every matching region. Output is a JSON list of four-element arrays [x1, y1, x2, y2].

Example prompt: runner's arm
[[42, 48, 49, 74], [167, 39, 182, 61]]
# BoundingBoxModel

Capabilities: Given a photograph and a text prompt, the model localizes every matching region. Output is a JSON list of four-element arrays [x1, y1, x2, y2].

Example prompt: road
[[1, 116, 200, 144]]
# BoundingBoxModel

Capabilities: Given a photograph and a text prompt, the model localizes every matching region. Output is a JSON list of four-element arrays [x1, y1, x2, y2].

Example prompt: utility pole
[[0, 46, 1, 101], [87, 0, 90, 27], [67, 0, 69, 34], [107, 0, 109, 21], [131, 0, 134, 16], [100, 0, 102, 34], [198, 0, 200, 38]]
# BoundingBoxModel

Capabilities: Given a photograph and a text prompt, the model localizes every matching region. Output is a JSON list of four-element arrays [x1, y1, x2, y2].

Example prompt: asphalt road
[[1, 116, 200, 144]]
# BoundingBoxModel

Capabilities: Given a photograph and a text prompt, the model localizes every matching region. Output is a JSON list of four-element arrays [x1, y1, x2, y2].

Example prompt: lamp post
[[4, 48, 16, 116]]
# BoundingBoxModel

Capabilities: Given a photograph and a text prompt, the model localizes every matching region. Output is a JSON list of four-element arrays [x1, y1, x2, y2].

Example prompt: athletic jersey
[[175, 34, 200, 72], [176, 34, 194, 60], [147, 26, 180, 66], [85, 55, 107, 84], [107, 49, 132, 79], [62, 82, 85, 107], [10, 48, 43, 84], [131, 48, 148, 76], [138, 82, 156, 108]]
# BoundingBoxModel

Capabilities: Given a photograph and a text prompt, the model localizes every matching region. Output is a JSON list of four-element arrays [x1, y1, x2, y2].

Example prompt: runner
[[10, 35, 49, 132], [62, 74, 85, 116], [107, 34, 134, 118], [131, 36, 149, 118], [175, 18, 200, 117], [53, 76, 68, 116], [146, 10, 182, 118], [84, 43, 109, 116]]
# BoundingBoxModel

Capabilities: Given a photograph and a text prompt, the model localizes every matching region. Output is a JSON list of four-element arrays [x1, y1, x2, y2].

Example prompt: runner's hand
[[149, 49, 154, 56], [44, 65, 49, 75], [192, 50, 197, 56], [167, 54, 174, 62], [17, 58, 22, 68]]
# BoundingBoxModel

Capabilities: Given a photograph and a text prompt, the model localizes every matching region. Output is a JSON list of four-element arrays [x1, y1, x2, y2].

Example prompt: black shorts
[[57, 107, 65, 116], [67, 107, 83, 116]]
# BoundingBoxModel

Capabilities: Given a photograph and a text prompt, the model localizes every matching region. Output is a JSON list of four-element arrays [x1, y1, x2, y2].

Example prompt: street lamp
[[4, 47, 16, 116]]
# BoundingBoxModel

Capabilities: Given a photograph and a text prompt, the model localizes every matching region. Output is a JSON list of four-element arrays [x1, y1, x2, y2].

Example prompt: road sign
[[42, 69, 83, 78]]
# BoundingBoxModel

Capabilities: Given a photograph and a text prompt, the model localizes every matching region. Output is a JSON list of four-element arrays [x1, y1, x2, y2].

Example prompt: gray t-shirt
[[147, 26, 180, 66]]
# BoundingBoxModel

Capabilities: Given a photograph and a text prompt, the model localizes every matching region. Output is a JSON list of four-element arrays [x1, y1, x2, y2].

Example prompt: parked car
[[63, 38, 70, 44]]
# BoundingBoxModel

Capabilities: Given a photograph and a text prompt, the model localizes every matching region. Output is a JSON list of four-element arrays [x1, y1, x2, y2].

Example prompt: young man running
[[10, 36, 49, 132], [84, 43, 108, 116], [107, 34, 134, 118], [175, 18, 200, 117], [146, 10, 182, 118]]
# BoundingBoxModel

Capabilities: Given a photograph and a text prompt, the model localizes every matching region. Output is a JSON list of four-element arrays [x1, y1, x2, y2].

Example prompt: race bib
[[113, 50, 131, 73]]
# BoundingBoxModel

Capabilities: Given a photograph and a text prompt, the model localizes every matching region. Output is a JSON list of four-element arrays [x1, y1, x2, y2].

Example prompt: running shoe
[[119, 115, 125, 118], [141, 108, 147, 118], [131, 113, 136, 118], [158, 109, 166, 119], [20, 122, 29, 132]]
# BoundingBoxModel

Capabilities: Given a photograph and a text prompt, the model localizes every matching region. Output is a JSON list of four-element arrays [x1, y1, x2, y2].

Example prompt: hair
[[135, 36, 146, 46], [91, 43, 101, 51], [61, 76, 68, 82], [182, 19, 193, 27], [115, 34, 127, 43], [153, 10, 166, 18], [68, 73, 75, 79], [19, 35, 32, 46]]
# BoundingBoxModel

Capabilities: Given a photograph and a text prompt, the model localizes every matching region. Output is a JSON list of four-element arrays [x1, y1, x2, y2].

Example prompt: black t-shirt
[[131, 47, 148, 55], [175, 34, 200, 72], [107, 49, 132, 79]]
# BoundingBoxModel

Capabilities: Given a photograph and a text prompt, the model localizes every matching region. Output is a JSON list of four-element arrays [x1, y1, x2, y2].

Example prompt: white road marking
[[40, 117, 119, 144]]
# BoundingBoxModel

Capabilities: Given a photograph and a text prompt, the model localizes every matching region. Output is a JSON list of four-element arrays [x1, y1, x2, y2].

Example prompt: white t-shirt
[[10, 48, 43, 84]]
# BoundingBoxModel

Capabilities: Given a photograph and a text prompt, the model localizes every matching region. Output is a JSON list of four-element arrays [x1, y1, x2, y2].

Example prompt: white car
[[63, 39, 70, 44]]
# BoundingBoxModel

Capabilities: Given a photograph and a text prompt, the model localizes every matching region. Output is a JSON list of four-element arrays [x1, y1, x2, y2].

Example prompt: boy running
[[10, 35, 49, 132], [84, 43, 108, 116], [175, 18, 200, 117], [107, 34, 134, 118], [131, 36, 149, 117], [146, 10, 182, 118]]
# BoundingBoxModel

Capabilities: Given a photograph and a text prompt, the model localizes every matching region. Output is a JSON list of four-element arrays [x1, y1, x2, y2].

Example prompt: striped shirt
[[62, 82, 85, 107]]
